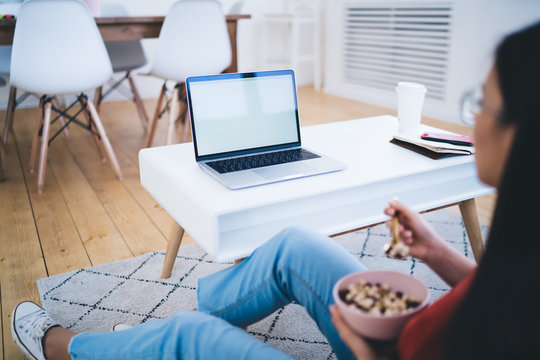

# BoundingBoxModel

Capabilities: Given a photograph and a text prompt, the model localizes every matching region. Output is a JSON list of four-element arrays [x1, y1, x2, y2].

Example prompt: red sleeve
[[397, 269, 476, 360]]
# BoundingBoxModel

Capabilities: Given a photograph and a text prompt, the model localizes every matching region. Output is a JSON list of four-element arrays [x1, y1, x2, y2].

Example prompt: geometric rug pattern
[[37, 209, 488, 359]]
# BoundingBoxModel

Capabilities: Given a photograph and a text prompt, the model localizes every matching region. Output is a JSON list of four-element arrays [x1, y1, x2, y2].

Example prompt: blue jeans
[[68, 227, 367, 359]]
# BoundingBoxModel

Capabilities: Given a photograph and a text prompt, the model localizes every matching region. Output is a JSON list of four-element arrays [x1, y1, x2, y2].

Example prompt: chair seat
[[0, 46, 11, 76], [105, 41, 147, 72], [10, 0, 112, 95], [149, 0, 231, 83]]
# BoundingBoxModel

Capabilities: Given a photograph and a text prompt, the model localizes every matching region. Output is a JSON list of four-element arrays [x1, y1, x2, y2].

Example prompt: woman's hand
[[384, 200, 443, 262], [384, 201, 475, 286], [330, 305, 383, 360]]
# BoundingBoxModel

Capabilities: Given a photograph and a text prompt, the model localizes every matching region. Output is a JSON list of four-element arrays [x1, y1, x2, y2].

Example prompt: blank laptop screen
[[187, 70, 300, 159]]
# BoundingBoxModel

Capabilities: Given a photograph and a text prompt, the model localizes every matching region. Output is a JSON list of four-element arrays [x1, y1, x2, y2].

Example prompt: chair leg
[[0, 140, 5, 181], [78, 97, 107, 162], [127, 74, 149, 132], [182, 111, 191, 143], [29, 97, 45, 173], [166, 86, 180, 145], [176, 84, 190, 143], [2, 85, 17, 147], [91, 121, 108, 163], [86, 100, 123, 180], [0, 133, 5, 155], [94, 87, 103, 113], [51, 97, 71, 139], [146, 83, 166, 148], [36, 101, 53, 194]]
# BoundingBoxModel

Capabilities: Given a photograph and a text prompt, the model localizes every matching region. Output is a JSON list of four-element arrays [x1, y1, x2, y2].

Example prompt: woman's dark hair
[[445, 21, 540, 359]]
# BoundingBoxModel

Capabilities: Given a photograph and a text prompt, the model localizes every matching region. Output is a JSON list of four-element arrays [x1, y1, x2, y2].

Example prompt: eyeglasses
[[460, 86, 501, 125], [460, 87, 483, 125]]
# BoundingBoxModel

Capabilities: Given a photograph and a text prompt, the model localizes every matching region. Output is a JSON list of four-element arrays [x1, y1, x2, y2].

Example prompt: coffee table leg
[[458, 198, 484, 263], [161, 221, 185, 279]]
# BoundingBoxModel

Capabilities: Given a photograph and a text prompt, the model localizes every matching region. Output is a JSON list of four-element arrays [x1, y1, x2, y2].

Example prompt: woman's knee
[[272, 226, 364, 272], [273, 226, 332, 259], [159, 311, 205, 336], [249, 226, 351, 273], [171, 311, 212, 326]]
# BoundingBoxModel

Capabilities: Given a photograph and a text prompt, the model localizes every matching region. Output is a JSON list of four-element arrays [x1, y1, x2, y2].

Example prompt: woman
[[12, 21, 540, 360], [333, 21, 540, 359]]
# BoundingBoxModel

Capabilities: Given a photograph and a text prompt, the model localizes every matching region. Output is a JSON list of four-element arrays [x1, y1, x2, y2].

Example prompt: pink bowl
[[333, 270, 430, 340]]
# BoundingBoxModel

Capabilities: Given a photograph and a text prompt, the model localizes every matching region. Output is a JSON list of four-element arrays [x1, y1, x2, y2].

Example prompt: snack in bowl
[[339, 279, 422, 316], [333, 271, 429, 340]]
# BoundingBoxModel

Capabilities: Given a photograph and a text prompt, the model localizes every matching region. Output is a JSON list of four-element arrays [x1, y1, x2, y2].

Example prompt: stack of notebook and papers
[[390, 133, 474, 159]]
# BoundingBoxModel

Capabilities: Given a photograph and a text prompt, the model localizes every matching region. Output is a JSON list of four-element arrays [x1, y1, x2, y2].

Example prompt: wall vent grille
[[343, 1, 453, 101]]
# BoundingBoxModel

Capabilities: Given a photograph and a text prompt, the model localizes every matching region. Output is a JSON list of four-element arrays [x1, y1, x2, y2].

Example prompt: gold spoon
[[383, 214, 400, 254], [392, 215, 400, 246], [383, 198, 409, 258]]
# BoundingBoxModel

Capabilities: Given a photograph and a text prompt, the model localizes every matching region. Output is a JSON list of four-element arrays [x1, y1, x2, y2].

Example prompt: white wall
[[323, 0, 540, 124], [443, 0, 540, 122]]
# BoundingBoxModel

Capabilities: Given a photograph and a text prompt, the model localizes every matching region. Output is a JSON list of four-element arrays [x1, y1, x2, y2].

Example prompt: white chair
[[94, 3, 149, 132], [228, 0, 244, 14], [1, 50, 70, 150], [146, 0, 232, 147], [10, 0, 123, 193], [1, 3, 70, 151]]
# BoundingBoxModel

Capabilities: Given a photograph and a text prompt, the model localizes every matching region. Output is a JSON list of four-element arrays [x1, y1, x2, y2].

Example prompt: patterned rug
[[37, 209, 488, 359]]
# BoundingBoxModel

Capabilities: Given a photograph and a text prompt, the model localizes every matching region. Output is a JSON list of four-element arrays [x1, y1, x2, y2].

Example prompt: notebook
[[390, 133, 474, 160], [185, 69, 346, 189]]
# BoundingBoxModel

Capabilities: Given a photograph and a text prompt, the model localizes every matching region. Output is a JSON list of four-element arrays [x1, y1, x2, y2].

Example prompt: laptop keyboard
[[206, 148, 320, 174]]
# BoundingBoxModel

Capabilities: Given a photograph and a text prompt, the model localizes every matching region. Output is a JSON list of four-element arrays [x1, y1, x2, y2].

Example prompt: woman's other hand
[[330, 305, 385, 360]]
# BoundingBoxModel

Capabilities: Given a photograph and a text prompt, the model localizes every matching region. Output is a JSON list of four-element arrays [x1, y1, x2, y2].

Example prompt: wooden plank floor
[[0, 86, 495, 359]]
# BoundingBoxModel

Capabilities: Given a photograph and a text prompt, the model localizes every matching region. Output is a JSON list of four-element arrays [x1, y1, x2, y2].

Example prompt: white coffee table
[[139, 115, 493, 278]]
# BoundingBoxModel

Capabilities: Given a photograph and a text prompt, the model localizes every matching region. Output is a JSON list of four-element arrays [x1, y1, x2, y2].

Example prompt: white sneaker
[[111, 323, 133, 331], [11, 301, 58, 360]]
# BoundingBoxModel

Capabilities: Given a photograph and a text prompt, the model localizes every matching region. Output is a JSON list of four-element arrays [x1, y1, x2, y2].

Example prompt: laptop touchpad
[[253, 162, 315, 179]]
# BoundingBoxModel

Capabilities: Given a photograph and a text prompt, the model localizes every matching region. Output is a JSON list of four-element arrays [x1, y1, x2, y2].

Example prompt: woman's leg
[[69, 311, 293, 360], [197, 226, 367, 359]]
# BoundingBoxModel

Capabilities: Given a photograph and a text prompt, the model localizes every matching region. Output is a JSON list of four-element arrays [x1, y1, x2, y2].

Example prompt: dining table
[[0, 14, 251, 73]]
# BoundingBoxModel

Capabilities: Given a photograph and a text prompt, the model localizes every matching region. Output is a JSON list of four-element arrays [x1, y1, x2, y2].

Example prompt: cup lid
[[395, 82, 427, 93]]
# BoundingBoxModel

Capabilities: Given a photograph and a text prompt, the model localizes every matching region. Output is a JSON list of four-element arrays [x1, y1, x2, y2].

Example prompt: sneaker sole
[[11, 304, 40, 360], [111, 323, 133, 331]]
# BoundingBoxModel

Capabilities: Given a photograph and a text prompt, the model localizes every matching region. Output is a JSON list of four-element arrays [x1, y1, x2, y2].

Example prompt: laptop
[[185, 69, 346, 190]]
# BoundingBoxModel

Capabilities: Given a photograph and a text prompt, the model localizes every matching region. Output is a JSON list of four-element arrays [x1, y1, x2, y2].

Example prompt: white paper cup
[[395, 82, 427, 134]]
